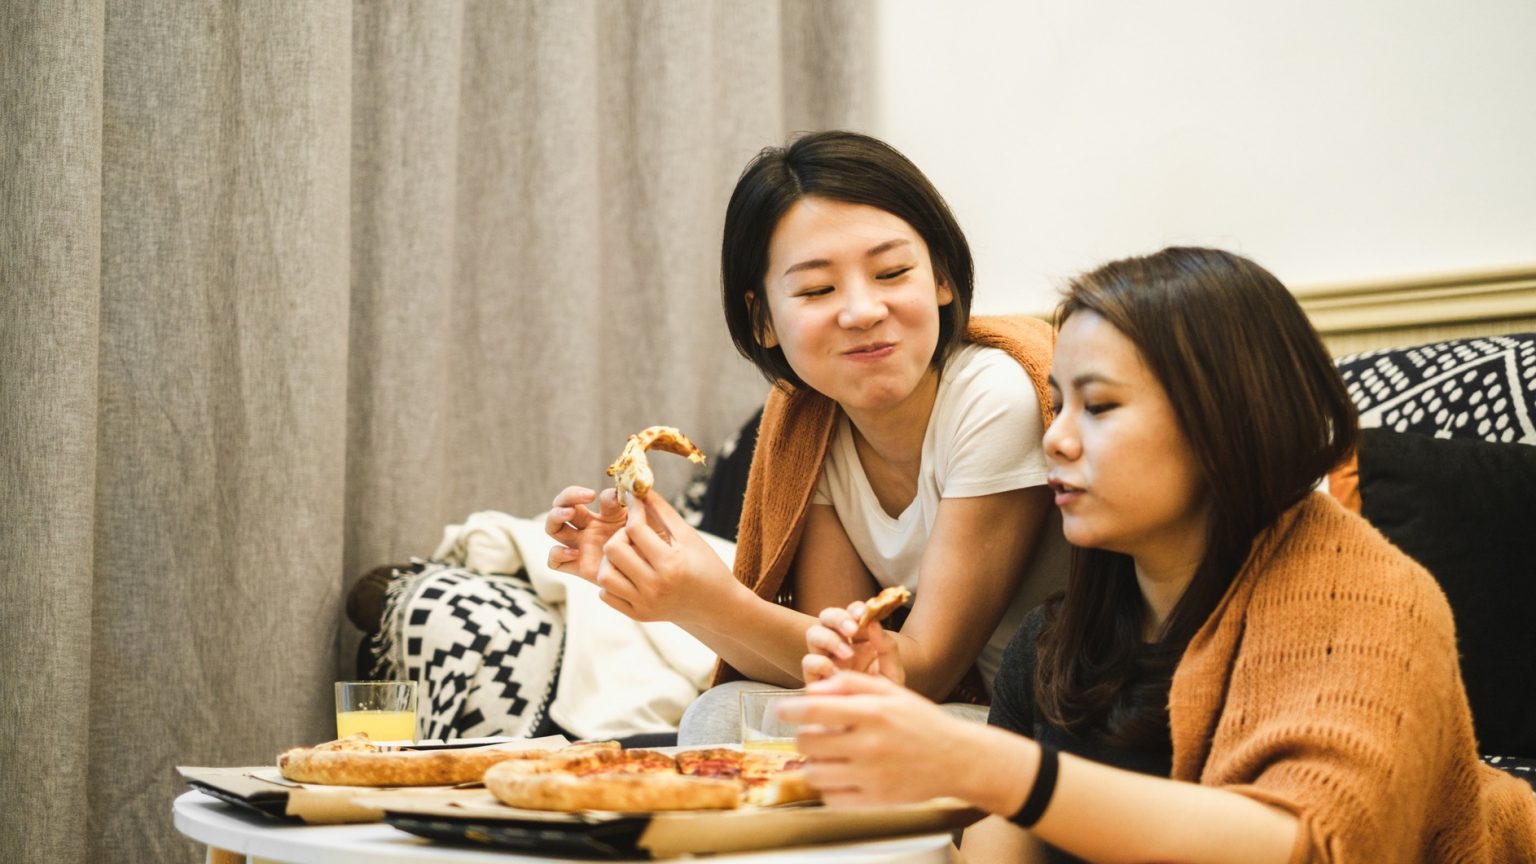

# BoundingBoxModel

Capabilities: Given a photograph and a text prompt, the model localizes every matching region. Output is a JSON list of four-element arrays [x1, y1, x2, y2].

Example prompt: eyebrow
[[781, 238, 913, 277], [1047, 372, 1123, 390]]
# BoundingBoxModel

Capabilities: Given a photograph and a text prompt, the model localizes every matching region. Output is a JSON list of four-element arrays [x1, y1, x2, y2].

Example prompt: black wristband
[[1009, 742, 1059, 828]]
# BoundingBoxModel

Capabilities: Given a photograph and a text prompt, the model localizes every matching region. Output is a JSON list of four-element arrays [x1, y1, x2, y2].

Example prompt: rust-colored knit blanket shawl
[[1172, 492, 1536, 862], [712, 314, 1056, 687]]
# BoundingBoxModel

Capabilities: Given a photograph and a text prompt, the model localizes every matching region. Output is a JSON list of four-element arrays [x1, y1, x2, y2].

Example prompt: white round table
[[173, 791, 955, 864]]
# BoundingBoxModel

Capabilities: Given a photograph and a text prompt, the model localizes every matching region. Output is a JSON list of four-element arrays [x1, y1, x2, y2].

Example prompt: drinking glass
[[334, 680, 418, 742], [739, 688, 804, 753]]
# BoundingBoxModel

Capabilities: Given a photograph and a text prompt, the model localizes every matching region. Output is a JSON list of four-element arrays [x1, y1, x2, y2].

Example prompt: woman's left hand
[[596, 490, 735, 624], [777, 672, 985, 806], [802, 604, 905, 686]]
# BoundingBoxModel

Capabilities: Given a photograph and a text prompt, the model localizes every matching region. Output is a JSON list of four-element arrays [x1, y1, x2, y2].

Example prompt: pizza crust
[[485, 767, 741, 812], [278, 744, 544, 787], [275, 736, 618, 787], [606, 426, 706, 501], [858, 585, 912, 628]]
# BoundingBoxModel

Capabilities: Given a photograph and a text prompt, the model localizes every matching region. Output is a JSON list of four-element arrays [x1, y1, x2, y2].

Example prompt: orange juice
[[741, 738, 799, 754], [336, 709, 416, 741]]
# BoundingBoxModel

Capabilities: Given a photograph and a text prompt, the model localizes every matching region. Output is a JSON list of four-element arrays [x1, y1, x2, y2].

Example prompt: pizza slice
[[606, 425, 706, 502], [857, 584, 912, 628]]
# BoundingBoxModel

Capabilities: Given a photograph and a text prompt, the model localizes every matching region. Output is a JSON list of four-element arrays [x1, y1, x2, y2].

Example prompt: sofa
[[1325, 331, 1536, 788], [347, 331, 1536, 786]]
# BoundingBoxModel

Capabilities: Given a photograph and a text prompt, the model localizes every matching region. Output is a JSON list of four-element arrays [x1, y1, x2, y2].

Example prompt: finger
[[805, 624, 854, 661], [595, 559, 639, 606], [544, 517, 581, 547], [603, 531, 657, 593], [778, 693, 869, 727], [841, 603, 867, 638], [792, 719, 860, 759], [817, 606, 860, 642], [596, 487, 627, 521], [804, 671, 901, 698], [627, 501, 681, 558], [636, 490, 688, 531], [596, 586, 638, 618], [544, 505, 586, 542], [546, 545, 582, 576], [552, 486, 597, 510], [800, 761, 861, 797], [802, 653, 838, 683]]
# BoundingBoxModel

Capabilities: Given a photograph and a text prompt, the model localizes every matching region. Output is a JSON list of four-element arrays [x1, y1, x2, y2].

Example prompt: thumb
[[625, 492, 649, 528], [596, 487, 627, 521], [639, 490, 683, 526]]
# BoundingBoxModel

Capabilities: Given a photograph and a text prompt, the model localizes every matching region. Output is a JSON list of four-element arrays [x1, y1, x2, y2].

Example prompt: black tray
[[385, 811, 652, 859], [185, 779, 296, 822]]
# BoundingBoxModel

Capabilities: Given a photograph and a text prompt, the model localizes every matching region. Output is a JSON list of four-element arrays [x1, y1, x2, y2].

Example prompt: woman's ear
[[936, 279, 954, 308], [746, 291, 779, 348]]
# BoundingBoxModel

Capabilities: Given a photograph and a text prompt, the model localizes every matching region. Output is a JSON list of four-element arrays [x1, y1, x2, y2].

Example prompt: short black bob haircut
[[720, 130, 974, 389]]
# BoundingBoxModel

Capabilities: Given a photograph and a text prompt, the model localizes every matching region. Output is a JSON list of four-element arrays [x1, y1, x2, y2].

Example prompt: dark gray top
[[983, 606, 1173, 864]]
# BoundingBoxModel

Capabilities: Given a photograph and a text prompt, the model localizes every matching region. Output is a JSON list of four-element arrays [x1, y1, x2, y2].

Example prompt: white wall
[[871, 0, 1536, 314]]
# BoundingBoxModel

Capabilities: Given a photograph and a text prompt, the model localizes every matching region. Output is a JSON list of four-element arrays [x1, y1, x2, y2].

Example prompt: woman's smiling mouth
[[843, 341, 895, 360]]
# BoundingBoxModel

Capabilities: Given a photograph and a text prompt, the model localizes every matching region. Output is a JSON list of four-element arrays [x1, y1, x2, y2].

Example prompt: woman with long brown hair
[[785, 247, 1536, 863]]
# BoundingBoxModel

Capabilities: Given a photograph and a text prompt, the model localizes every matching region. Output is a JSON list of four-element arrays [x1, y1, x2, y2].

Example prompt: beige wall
[[870, 0, 1536, 317]]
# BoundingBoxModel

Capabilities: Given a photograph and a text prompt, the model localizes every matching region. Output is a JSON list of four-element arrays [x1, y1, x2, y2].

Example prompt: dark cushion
[[695, 406, 762, 542], [1357, 427, 1536, 754]]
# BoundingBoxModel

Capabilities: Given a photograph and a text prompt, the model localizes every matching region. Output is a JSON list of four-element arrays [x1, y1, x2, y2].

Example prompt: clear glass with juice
[[739, 688, 803, 754], [334, 680, 418, 742]]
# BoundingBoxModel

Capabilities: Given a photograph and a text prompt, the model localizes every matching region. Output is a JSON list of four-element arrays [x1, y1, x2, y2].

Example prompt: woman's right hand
[[544, 486, 626, 582], [803, 603, 906, 687]]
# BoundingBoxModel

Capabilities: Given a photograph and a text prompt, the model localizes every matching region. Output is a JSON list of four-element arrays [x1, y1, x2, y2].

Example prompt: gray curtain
[[0, 1, 873, 861]]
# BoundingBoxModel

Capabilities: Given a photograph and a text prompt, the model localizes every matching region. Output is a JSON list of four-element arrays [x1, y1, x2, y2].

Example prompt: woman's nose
[[837, 279, 886, 329], [1043, 412, 1078, 463]]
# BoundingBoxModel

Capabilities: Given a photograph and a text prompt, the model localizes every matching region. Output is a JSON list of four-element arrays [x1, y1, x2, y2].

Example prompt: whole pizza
[[484, 744, 819, 812], [276, 734, 609, 787]]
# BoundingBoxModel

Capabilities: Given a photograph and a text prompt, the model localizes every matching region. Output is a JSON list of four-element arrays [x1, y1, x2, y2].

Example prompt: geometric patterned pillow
[[1481, 755, 1536, 792], [1335, 332, 1536, 444]]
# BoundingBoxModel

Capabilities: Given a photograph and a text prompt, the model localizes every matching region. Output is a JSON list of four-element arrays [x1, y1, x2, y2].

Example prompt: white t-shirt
[[812, 343, 1069, 694]]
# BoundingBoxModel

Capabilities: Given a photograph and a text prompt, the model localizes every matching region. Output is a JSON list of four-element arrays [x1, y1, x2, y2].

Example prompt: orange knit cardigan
[[1173, 492, 1536, 863], [711, 314, 1056, 688]]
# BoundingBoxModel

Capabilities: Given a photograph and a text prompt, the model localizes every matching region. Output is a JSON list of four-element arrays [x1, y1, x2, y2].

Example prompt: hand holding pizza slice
[[803, 585, 912, 687]]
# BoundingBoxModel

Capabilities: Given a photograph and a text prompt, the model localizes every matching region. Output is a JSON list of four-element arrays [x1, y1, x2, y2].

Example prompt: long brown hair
[[1035, 247, 1358, 748]]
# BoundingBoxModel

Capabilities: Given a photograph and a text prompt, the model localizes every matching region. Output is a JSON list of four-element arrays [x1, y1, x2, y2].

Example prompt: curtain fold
[[1, 3, 105, 862], [2, 2, 872, 861]]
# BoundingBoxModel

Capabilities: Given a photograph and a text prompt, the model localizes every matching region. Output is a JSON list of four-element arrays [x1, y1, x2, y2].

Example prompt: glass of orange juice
[[739, 688, 803, 753], [334, 681, 418, 742]]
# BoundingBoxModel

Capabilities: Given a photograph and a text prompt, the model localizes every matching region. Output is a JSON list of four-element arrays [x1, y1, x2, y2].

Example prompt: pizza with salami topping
[[484, 744, 820, 812]]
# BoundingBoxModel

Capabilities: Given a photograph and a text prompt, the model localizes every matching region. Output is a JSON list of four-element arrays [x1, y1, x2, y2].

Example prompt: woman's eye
[[876, 266, 913, 280], [795, 286, 833, 298], [1085, 402, 1117, 416]]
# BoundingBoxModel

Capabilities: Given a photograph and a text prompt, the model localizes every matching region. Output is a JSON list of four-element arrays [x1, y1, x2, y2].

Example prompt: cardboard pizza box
[[376, 791, 985, 858]]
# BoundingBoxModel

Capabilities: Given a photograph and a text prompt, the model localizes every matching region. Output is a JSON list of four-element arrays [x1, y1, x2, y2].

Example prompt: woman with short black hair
[[546, 131, 1068, 742]]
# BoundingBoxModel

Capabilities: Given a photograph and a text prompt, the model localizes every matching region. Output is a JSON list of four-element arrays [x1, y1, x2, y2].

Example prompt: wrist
[[687, 566, 755, 628], [956, 723, 1041, 816]]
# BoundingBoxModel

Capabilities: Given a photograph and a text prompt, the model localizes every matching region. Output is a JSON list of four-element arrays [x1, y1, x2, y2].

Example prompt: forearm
[[678, 582, 823, 688], [882, 631, 973, 701], [963, 729, 1299, 864]]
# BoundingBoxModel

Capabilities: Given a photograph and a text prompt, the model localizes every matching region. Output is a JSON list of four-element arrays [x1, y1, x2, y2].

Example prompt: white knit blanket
[[423, 511, 722, 739]]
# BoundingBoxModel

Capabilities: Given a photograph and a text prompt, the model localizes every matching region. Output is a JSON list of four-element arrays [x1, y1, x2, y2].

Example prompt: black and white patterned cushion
[[371, 561, 563, 740], [1336, 333, 1536, 444]]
